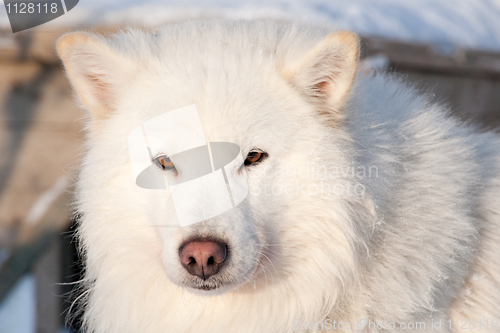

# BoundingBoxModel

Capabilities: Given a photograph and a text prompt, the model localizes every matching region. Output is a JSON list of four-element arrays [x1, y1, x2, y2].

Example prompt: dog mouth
[[192, 283, 220, 291], [183, 275, 230, 292], [183, 256, 263, 292]]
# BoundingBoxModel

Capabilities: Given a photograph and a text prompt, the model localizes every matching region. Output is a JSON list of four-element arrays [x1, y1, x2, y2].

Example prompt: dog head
[[57, 22, 366, 300]]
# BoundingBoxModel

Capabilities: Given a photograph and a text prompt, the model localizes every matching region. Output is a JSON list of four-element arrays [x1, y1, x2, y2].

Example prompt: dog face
[[57, 22, 361, 296]]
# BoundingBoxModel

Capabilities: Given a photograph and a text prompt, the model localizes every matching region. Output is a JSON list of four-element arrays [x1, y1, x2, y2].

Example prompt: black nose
[[179, 240, 228, 280]]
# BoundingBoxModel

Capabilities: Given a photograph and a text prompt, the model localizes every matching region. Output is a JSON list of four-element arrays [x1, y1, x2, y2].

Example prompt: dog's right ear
[[57, 32, 136, 120]]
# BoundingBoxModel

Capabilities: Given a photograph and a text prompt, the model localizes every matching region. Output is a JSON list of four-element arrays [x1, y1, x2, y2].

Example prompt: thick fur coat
[[57, 20, 500, 332]]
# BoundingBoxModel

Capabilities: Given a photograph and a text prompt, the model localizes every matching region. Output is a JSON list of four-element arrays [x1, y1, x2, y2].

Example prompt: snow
[[0, 274, 36, 333], [1, 0, 500, 50]]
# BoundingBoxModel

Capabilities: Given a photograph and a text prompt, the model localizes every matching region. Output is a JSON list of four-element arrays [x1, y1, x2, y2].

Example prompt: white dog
[[57, 20, 500, 332]]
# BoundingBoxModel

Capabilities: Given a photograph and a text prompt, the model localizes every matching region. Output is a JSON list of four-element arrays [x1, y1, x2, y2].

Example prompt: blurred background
[[0, 0, 500, 332]]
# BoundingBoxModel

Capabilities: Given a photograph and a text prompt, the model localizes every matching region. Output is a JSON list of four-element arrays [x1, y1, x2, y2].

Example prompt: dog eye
[[153, 154, 176, 172], [244, 150, 267, 166]]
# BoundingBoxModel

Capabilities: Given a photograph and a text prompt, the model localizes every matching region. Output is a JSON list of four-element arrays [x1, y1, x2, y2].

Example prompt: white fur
[[57, 20, 500, 332]]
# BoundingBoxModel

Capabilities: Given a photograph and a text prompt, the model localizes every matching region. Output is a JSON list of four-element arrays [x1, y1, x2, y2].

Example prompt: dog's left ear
[[56, 32, 137, 121], [283, 31, 359, 121]]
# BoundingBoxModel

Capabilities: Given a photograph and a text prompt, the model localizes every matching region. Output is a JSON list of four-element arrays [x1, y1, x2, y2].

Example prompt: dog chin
[[180, 266, 260, 296]]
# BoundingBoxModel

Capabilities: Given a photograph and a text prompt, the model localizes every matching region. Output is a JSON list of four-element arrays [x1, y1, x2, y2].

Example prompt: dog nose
[[179, 240, 228, 280]]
